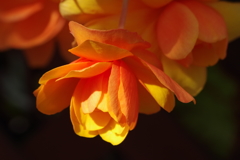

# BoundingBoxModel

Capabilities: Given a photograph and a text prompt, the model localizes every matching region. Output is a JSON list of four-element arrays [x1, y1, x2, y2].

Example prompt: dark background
[[1, 2, 240, 160]]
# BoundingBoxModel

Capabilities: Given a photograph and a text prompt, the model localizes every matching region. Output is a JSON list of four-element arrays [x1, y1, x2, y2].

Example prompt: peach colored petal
[[124, 57, 175, 112], [192, 39, 228, 66], [99, 120, 129, 145], [157, 1, 199, 59], [107, 61, 122, 122], [23, 39, 55, 68], [69, 40, 133, 61], [70, 103, 98, 138], [56, 62, 112, 81], [182, 0, 227, 43], [79, 74, 106, 114], [39, 61, 96, 84], [69, 21, 150, 50], [118, 61, 138, 130], [97, 70, 111, 112], [34, 78, 79, 115]]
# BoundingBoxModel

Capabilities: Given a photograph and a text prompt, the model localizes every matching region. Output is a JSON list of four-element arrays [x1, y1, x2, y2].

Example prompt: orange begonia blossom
[[34, 21, 194, 145], [0, 0, 76, 68], [59, 0, 235, 96]]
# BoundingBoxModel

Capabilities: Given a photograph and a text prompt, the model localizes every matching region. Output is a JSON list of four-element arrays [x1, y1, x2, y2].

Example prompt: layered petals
[[34, 22, 194, 145]]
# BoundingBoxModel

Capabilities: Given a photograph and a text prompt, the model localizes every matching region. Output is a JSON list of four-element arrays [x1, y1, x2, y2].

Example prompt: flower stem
[[118, 0, 129, 29]]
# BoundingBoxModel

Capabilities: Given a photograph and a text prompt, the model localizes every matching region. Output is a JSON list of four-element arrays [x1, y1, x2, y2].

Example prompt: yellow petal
[[124, 57, 175, 112], [162, 56, 207, 96], [70, 103, 98, 138], [208, 2, 240, 42], [99, 120, 129, 145]]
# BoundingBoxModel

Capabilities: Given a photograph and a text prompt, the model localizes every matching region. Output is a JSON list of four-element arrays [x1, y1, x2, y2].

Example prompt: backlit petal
[[99, 120, 129, 145], [34, 78, 79, 115], [69, 21, 150, 50], [124, 57, 175, 112], [57, 62, 112, 80], [69, 40, 133, 61], [39, 61, 96, 84], [70, 103, 98, 138], [162, 56, 207, 96], [157, 1, 199, 59], [118, 61, 138, 129]]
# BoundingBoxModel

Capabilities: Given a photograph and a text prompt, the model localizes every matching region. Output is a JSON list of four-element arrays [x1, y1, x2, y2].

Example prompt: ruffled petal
[[34, 78, 79, 115], [69, 21, 150, 50], [182, 0, 227, 43], [56, 62, 112, 81], [99, 120, 129, 145], [39, 61, 96, 84], [157, 1, 199, 59], [70, 103, 98, 138], [208, 1, 240, 42], [69, 40, 133, 61]]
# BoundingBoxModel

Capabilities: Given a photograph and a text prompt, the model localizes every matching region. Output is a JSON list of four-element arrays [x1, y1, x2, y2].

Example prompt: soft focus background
[[1, 3, 240, 160]]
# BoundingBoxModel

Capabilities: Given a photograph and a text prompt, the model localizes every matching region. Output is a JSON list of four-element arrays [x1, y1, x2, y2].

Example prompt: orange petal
[[69, 103, 98, 138], [143, 59, 195, 103], [0, 1, 42, 22], [138, 82, 161, 115], [69, 40, 133, 61], [107, 61, 122, 122], [182, 0, 227, 43], [39, 61, 96, 84], [118, 61, 138, 130], [157, 1, 199, 59], [141, 0, 172, 8], [124, 57, 176, 112], [23, 39, 54, 68], [34, 78, 79, 115], [8, 0, 65, 49], [77, 74, 106, 114], [192, 39, 228, 66], [56, 62, 112, 81], [69, 21, 150, 50]]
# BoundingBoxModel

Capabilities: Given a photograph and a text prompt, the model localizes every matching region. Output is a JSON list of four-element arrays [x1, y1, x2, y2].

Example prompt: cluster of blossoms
[[1, 0, 240, 145]]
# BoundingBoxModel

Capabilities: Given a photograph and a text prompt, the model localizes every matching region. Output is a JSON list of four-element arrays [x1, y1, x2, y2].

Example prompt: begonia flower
[[59, 0, 239, 96], [0, 0, 76, 68], [34, 21, 194, 145]]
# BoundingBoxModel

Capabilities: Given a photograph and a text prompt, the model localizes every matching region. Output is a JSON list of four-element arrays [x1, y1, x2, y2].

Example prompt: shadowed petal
[[157, 1, 199, 59]]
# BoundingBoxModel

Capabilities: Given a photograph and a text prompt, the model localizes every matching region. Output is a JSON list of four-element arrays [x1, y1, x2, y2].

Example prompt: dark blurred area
[[1, 1, 240, 159]]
